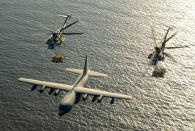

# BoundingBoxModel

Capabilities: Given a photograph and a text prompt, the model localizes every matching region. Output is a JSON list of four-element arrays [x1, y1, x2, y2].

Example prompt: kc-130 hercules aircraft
[[18, 56, 131, 116]]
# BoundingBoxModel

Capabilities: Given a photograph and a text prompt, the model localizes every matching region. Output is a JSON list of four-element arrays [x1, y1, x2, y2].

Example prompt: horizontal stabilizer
[[88, 70, 108, 77], [65, 68, 83, 74], [65, 68, 108, 77]]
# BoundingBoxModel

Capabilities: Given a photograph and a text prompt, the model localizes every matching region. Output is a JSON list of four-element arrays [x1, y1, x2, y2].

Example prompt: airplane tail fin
[[65, 55, 108, 77], [82, 55, 89, 76]]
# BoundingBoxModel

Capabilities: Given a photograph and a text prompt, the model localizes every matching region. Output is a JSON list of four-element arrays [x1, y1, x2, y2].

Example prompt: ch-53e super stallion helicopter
[[32, 15, 83, 50], [148, 27, 188, 65]]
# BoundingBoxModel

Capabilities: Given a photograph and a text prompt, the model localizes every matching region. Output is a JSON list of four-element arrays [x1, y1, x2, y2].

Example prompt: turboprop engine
[[54, 89, 60, 96], [82, 94, 88, 100], [97, 95, 103, 103], [92, 95, 98, 102], [40, 85, 46, 93], [48, 88, 55, 95], [110, 98, 115, 104], [31, 85, 37, 91]]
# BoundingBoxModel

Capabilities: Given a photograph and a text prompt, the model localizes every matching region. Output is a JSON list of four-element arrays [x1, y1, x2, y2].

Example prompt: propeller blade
[[61, 32, 83, 35], [163, 52, 176, 62], [166, 45, 189, 49], [33, 21, 53, 33], [64, 20, 79, 29]]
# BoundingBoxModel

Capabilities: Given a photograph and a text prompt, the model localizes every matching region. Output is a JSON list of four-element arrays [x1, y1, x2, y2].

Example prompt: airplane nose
[[59, 113, 63, 116], [59, 104, 72, 116], [59, 110, 65, 116]]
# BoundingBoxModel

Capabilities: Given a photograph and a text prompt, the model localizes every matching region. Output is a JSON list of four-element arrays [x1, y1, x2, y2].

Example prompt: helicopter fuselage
[[46, 29, 65, 49], [148, 42, 167, 65]]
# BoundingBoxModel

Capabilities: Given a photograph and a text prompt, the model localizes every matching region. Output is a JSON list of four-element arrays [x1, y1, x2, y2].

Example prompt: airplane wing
[[18, 78, 73, 91], [75, 87, 132, 100], [18, 78, 131, 99]]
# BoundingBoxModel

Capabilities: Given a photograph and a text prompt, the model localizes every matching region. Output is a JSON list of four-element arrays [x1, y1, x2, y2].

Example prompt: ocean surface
[[0, 0, 195, 130]]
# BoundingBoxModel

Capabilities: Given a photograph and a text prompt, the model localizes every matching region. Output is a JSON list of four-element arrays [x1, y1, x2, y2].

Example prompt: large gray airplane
[[18, 56, 132, 116]]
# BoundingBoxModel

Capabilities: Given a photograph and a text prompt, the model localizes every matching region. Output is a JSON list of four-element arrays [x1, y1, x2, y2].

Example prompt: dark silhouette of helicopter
[[31, 15, 83, 50], [148, 27, 188, 65]]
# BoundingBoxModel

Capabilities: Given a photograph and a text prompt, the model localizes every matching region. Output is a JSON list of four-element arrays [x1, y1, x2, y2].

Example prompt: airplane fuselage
[[59, 69, 89, 116]]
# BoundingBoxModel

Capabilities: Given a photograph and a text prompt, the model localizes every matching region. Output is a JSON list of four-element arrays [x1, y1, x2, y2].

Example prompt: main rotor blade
[[58, 37, 66, 47], [64, 20, 79, 29], [151, 28, 157, 47], [57, 15, 68, 18], [131, 48, 154, 53], [159, 27, 172, 45], [25, 33, 50, 37], [166, 45, 189, 49], [164, 31, 177, 43], [33, 21, 53, 33], [54, 16, 59, 31], [163, 27, 172, 42], [54, 15, 69, 30], [163, 52, 176, 62], [40, 37, 49, 48], [63, 15, 71, 25], [142, 41, 155, 48], [61, 32, 83, 35]]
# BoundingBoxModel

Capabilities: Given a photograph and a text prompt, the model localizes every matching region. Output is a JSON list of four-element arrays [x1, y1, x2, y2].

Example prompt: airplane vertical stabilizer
[[82, 55, 89, 76], [65, 55, 108, 77]]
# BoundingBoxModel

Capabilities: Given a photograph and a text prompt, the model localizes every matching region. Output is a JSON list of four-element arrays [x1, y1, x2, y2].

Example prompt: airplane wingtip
[[18, 77, 23, 81], [103, 74, 109, 77]]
